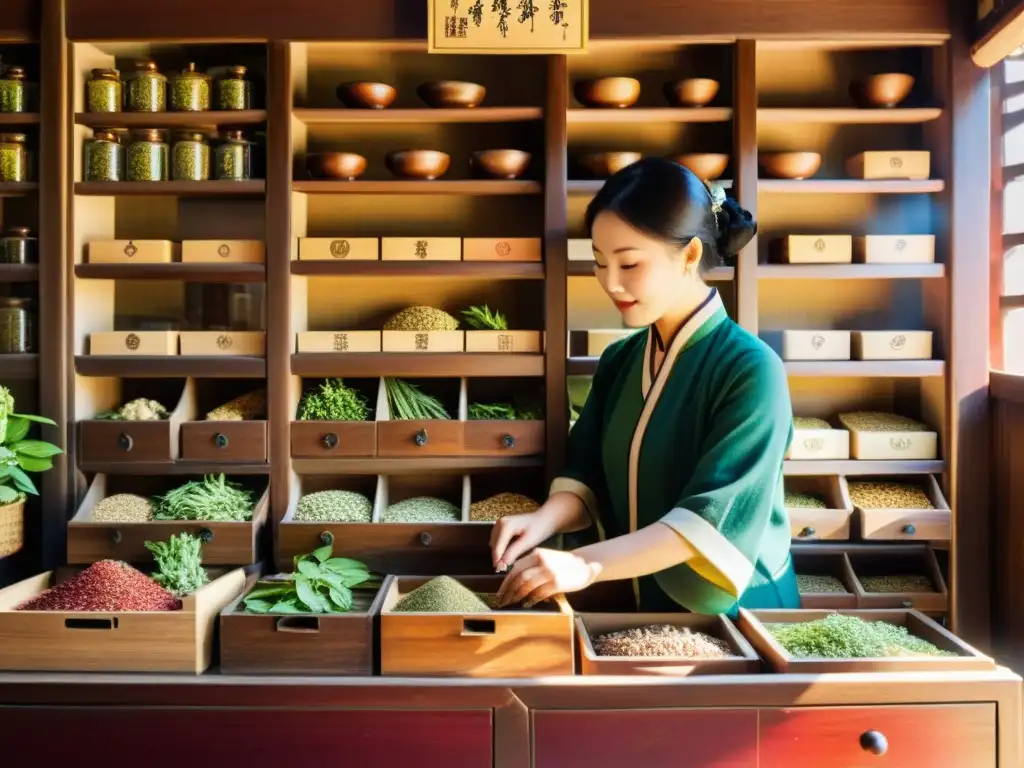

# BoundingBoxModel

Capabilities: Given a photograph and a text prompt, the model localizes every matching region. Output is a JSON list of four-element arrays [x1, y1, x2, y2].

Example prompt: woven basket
[[0, 496, 25, 557]]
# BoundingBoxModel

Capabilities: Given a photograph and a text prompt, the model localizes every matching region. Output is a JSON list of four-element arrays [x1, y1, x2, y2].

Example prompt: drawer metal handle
[[213, 432, 229, 449], [414, 429, 429, 447], [109, 529, 122, 544], [799, 526, 816, 538], [117, 432, 133, 452], [320, 531, 334, 546], [859, 730, 888, 756], [902, 524, 917, 535], [322, 432, 339, 450], [501, 433, 516, 449], [198, 527, 214, 544], [419, 532, 432, 547]]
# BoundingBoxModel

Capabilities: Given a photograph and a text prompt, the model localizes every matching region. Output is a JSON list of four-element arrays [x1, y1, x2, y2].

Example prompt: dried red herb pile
[[17, 560, 181, 612]]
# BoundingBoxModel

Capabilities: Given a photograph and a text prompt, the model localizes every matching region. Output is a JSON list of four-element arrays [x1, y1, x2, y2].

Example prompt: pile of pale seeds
[[797, 574, 849, 594], [848, 481, 934, 509], [383, 306, 459, 332], [860, 574, 936, 593], [838, 411, 929, 432], [593, 624, 735, 659], [793, 416, 832, 430], [382, 496, 460, 523], [294, 490, 373, 523], [91, 493, 154, 522], [469, 492, 539, 522], [784, 491, 828, 509]]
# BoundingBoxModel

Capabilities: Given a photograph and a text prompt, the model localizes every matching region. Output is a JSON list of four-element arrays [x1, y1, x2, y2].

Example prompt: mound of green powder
[[766, 613, 955, 659], [392, 576, 491, 614]]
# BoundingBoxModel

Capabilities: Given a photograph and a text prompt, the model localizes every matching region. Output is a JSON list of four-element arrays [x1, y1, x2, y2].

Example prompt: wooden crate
[[846, 151, 931, 180], [291, 420, 377, 458], [0, 567, 246, 673], [852, 331, 933, 360], [89, 331, 178, 356], [179, 331, 265, 356], [854, 235, 935, 264], [463, 237, 542, 262], [219, 575, 387, 676], [838, 413, 938, 460], [66, 475, 269, 566], [181, 420, 268, 463], [852, 475, 951, 542], [773, 235, 853, 264], [793, 551, 859, 609], [848, 547, 949, 613], [567, 238, 594, 261], [575, 613, 760, 676], [297, 237, 379, 261], [781, 331, 851, 361], [786, 475, 852, 541], [736, 608, 992, 673], [786, 424, 850, 461], [181, 240, 265, 264], [87, 239, 177, 264], [379, 575, 575, 678], [381, 237, 461, 261], [296, 331, 382, 353], [464, 330, 543, 354], [463, 419, 544, 456]]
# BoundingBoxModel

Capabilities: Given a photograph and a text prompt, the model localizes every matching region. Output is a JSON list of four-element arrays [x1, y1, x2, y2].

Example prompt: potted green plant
[[0, 386, 62, 558]]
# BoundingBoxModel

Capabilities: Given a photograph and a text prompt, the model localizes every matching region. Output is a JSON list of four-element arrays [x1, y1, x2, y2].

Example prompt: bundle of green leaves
[[385, 379, 450, 420], [461, 305, 508, 331], [153, 474, 254, 522], [467, 401, 542, 420], [145, 532, 209, 597], [0, 386, 62, 506], [243, 544, 376, 614], [298, 378, 370, 421]]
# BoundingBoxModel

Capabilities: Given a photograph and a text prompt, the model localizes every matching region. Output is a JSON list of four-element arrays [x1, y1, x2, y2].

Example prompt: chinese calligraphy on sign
[[428, 0, 587, 53]]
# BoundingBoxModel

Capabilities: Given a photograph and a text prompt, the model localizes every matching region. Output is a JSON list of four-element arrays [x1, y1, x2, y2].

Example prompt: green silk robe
[[553, 290, 799, 615]]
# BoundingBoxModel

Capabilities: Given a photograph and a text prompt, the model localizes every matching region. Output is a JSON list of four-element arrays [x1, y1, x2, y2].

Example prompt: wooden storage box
[[575, 613, 759, 676], [854, 235, 936, 264], [0, 567, 246, 673], [774, 235, 853, 264], [66, 475, 270, 566], [464, 419, 544, 456], [852, 330, 933, 360], [846, 151, 931, 180], [181, 240, 265, 264], [569, 329, 634, 357], [179, 331, 265, 356], [291, 420, 377, 458], [792, 551, 858, 609], [296, 331, 382, 353], [786, 423, 850, 461], [379, 575, 574, 678], [567, 238, 594, 261], [381, 331, 464, 353], [382, 237, 461, 261], [785, 476, 852, 541], [219, 575, 388, 676], [89, 331, 178, 356], [736, 608, 992, 673], [838, 413, 938, 460], [87, 239, 177, 264], [79, 379, 192, 464], [297, 237, 379, 261], [781, 331, 851, 361], [848, 547, 949, 613], [464, 330, 543, 354], [463, 237, 542, 262], [181, 420, 268, 463], [851, 475, 951, 542]]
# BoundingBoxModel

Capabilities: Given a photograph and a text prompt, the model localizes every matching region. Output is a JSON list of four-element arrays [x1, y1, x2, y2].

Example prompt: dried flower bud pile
[[838, 411, 929, 432], [793, 417, 831, 430], [383, 305, 459, 332], [848, 481, 934, 509], [295, 490, 373, 523], [96, 398, 168, 421], [860, 574, 936, 593], [797, 574, 849, 594], [92, 493, 154, 522], [206, 389, 266, 421], [392, 576, 491, 613], [766, 613, 954, 659], [18, 560, 180, 612], [592, 624, 735, 659], [469, 492, 540, 522], [784, 491, 828, 509], [382, 496, 460, 523]]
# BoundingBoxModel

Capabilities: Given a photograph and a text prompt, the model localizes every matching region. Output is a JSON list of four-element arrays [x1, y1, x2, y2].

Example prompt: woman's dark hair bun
[[714, 195, 757, 258]]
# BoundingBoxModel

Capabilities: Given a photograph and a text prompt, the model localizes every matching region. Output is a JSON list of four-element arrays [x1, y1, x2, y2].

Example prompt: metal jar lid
[[91, 130, 120, 143], [175, 131, 208, 144], [225, 65, 247, 79], [174, 62, 212, 82], [131, 128, 164, 143], [0, 132, 26, 143], [0, 297, 32, 309], [221, 129, 250, 143], [130, 60, 167, 81], [5, 226, 32, 238], [90, 68, 120, 82], [2, 66, 26, 82]]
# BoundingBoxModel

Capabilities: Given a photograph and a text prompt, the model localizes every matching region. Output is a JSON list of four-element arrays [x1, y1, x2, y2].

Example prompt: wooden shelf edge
[[0, 112, 40, 125], [292, 456, 545, 475], [566, 107, 733, 124], [74, 181, 266, 196], [74, 263, 267, 283], [784, 459, 946, 476], [291, 353, 545, 377], [0, 264, 39, 282], [0, 182, 38, 196], [290, 261, 544, 279], [294, 107, 543, 124], [790, 542, 932, 556], [0, 353, 38, 379], [77, 461, 271, 475], [567, 357, 598, 375], [75, 356, 267, 378], [292, 180, 542, 195], [758, 264, 946, 279], [758, 179, 945, 194], [757, 107, 942, 124], [784, 360, 946, 377], [570, 179, 733, 194], [75, 110, 268, 128]]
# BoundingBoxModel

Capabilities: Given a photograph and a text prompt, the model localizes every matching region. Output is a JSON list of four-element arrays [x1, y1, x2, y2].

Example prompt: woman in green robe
[[493, 157, 799, 616]]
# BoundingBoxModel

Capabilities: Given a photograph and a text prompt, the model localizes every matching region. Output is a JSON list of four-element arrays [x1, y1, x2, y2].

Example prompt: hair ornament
[[703, 179, 726, 216]]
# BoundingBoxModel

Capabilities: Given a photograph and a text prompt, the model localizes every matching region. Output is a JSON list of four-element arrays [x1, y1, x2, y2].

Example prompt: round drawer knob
[[320, 531, 334, 546], [860, 730, 888, 756], [414, 429, 429, 447], [198, 527, 214, 544], [902, 524, 917, 535], [799, 526, 816, 538], [109, 529, 122, 544], [322, 432, 339, 450], [213, 432, 229, 449], [419, 532, 432, 546], [501, 434, 516, 449], [117, 433, 133, 452]]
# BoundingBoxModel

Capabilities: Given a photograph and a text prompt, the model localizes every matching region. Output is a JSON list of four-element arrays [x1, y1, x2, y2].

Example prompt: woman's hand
[[490, 512, 557, 573], [495, 548, 599, 608]]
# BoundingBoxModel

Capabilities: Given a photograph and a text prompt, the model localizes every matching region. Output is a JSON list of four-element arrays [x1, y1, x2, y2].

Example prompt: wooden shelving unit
[[75, 110, 268, 127], [0, 353, 39, 379], [291, 353, 545, 378], [292, 180, 542, 195], [290, 261, 544, 279], [293, 107, 542, 124], [758, 264, 946, 279], [757, 107, 943, 124], [74, 356, 268, 377], [74, 263, 266, 282], [0, 264, 39, 282], [758, 179, 945, 193], [74, 180, 266, 196]]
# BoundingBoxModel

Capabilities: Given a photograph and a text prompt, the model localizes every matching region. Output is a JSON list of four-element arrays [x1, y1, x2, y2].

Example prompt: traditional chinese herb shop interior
[[0, 0, 1023, 765]]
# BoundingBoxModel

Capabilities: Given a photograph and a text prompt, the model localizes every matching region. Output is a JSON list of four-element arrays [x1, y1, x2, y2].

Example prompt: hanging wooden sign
[[428, 0, 588, 54]]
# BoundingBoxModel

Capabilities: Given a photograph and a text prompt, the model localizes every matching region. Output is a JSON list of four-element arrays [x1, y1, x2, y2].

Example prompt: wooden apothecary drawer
[[378, 420, 464, 457], [850, 475, 950, 542], [381, 330, 464, 353], [781, 330, 851, 361], [854, 234, 935, 264], [793, 551, 858, 609], [852, 330, 933, 360], [464, 420, 544, 456], [296, 331, 381, 353], [382, 237, 461, 261], [464, 330, 542, 353], [89, 331, 177, 356], [87, 239, 177, 264], [291, 421, 376, 458], [847, 150, 931, 180], [849, 547, 949, 613], [775, 235, 853, 264], [463, 237, 541, 261], [758, 704, 995, 768], [180, 420, 267, 462], [79, 419, 175, 463], [181, 239, 264, 264], [179, 331, 265, 356], [297, 237, 379, 261], [786, 476, 852, 541]]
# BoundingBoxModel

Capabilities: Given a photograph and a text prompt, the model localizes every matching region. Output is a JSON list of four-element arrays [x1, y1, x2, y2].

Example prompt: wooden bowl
[[336, 81, 397, 109], [665, 78, 720, 107], [578, 151, 643, 178], [671, 153, 729, 180], [417, 81, 486, 108], [385, 150, 451, 180], [306, 152, 367, 181], [574, 77, 641, 108], [850, 73, 915, 108], [471, 149, 532, 179], [759, 152, 822, 180]]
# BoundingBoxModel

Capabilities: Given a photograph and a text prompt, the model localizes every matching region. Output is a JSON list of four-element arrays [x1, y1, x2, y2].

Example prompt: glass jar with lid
[[126, 129, 168, 181], [172, 131, 210, 181], [84, 130, 124, 182], [0, 133, 28, 182], [170, 63, 211, 112], [87, 68, 122, 113], [126, 61, 166, 112], [0, 66, 27, 113], [216, 66, 251, 111], [215, 130, 252, 180], [0, 227, 36, 264], [0, 297, 34, 353]]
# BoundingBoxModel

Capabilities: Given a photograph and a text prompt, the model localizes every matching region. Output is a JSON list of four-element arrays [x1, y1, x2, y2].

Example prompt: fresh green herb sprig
[[385, 379, 450, 420], [153, 474, 254, 522], [243, 544, 375, 615], [145, 532, 209, 597], [461, 305, 508, 331], [468, 400, 543, 421], [298, 378, 370, 422]]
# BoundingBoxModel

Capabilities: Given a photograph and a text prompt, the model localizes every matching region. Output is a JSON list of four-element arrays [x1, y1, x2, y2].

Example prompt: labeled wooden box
[[179, 331, 265, 356], [781, 330, 851, 361], [89, 331, 178, 356], [793, 551, 859, 609], [785, 475, 852, 541], [569, 329, 634, 357], [786, 422, 850, 461], [464, 330, 542, 354], [219, 575, 388, 676], [852, 331, 933, 360], [774, 235, 853, 264], [848, 547, 949, 613], [379, 575, 574, 678], [838, 412, 938, 460], [850, 475, 951, 542], [181, 239, 265, 264], [67, 475, 270, 566], [381, 330, 464, 353], [298, 237, 379, 261], [854, 235, 936, 264], [576, 613, 759, 676], [181, 420, 268, 463], [737, 608, 992, 673], [464, 419, 544, 456], [296, 331, 382, 353], [846, 151, 931, 180], [0, 567, 246, 673], [463, 237, 542, 262], [567, 238, 594, 261], [382, 237, 461, 261], [87, 239, 177, 264]]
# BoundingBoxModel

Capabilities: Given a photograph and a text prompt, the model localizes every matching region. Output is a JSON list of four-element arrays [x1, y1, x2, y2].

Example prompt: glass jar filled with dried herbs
[[0, 297, 33, 353], [126, 61, 166, 112], [0, 66, 27, 113], [216, 66, 250, 110], [0, 133, 29, 182], [170, 63, 211, 112], [215, 130, 251, 180], [83, 130, 124, 182], [171, 131, 210, 181], [86, 68, 122, 113], [126, 129, 168, 181], [0, 227, 36, 264]]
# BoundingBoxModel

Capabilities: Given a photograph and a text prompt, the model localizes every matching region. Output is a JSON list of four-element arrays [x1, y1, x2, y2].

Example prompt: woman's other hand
[[495, 548, 598, 608], [490, 511, 556, 573]]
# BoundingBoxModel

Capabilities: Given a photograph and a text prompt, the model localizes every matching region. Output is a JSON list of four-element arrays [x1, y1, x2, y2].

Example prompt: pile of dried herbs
[[144, 532, 208, 597], [385, 379, 450, 420], [153, 474, 254, 522], [298, 379, 370, 422], [766, 613, 955, 659]]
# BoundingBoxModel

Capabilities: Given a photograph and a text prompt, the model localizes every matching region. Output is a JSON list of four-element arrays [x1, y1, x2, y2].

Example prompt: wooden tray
[[379, 575, 575, 678], [575, 613, 760, 676], [180, 420, 268, 462], [793, 551, 859, 609], [848, 547, 949, 613], [0, 567, 246, 673], [786, 475, 852, 541], [463, 237, 541, 262], [569, 329, 633, 357], [737, 608, 993, 673], [463, 419, 544, 456], [291, 420, 377, 458]]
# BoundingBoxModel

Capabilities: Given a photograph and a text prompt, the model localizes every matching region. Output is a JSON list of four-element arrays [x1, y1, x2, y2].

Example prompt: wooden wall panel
[[0, 0, 37, 41], [992, 373, 1024, 672]]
